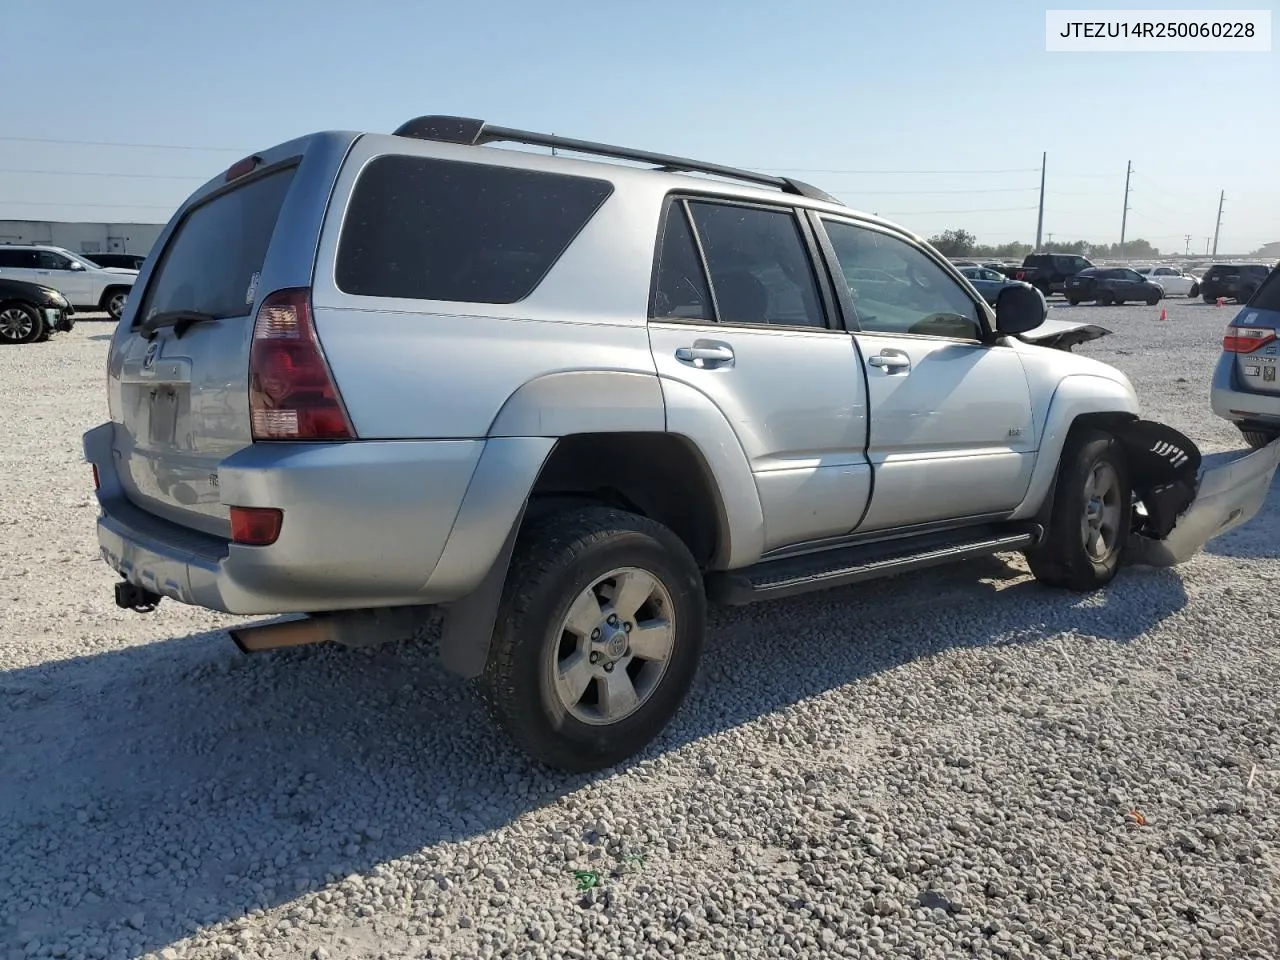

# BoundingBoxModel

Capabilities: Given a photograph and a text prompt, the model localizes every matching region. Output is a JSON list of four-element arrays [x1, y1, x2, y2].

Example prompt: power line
[[834, 186, 1038, 197], [0, 199, 176, 210], [0, 167, 206, 181], [0, 135, 248, 152], [758, 166, 1039, 175], [875, 205, 1041, 216]]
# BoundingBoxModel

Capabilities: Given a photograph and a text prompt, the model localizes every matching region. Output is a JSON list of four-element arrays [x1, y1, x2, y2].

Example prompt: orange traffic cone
[[1159, 307, 1168, 321]]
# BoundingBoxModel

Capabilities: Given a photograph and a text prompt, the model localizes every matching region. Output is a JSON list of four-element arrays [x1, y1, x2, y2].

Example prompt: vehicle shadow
[[0, 555, 1189, 956]]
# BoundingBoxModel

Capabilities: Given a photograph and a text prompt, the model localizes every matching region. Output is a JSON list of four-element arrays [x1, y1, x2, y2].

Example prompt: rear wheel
[[478, 506, 706, 772], [1203, 293, 1215, 304], [1240, 425, 1280, 449], [1097, 292, 1113, 306], [1027, 428, 1132, 591], [103, 289, 128, 320], [0, 302, 42, 344], [1189, 283, 1200, 298], [1146, 292, 1161, 306], [1067, 298, 1081, 306], [1035, 281, 1052, 299]]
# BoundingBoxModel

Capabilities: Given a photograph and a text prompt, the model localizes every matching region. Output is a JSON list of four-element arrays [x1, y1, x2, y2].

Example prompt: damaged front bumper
[[1127, 435, 1280, 567]]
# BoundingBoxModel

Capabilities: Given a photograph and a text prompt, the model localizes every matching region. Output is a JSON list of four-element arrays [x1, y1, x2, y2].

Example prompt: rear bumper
[[1210, 353, 1280, 427], [1128, 437, 1280, 566], [83, 423, 553, 615]]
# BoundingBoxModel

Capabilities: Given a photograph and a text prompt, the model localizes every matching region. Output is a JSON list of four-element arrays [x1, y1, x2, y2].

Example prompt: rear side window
[[336, 156, 613, 304], [137, 166, 296, 323], [0, 249, 36, 268], [1249, 269, 1280, 311]]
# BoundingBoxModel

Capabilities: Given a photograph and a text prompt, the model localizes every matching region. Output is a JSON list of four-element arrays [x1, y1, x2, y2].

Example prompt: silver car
[[83, 116, 1280, 771], [1212, 265, 1280, 447]]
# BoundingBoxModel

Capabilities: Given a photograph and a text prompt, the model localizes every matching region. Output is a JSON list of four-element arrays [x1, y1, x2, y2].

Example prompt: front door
[[34, 249, 95, 306], [646, 198, 872, 553], [815, 216, 1037, 532]]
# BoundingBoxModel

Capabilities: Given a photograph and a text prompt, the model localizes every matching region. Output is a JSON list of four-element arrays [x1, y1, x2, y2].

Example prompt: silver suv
[[84, 116, 1280, 771]]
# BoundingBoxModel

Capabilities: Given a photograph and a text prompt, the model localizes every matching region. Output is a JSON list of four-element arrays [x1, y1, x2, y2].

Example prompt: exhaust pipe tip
[[229, 616, 336, 654]]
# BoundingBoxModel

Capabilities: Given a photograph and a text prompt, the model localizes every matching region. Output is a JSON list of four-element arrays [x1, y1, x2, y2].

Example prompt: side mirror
[[68, 261, 85, 271], [994, 283, 1047, 336]]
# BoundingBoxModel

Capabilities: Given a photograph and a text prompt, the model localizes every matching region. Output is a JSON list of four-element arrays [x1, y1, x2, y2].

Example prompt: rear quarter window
[[335, 155, 614, 304], [1249, 270, 1280, 311]]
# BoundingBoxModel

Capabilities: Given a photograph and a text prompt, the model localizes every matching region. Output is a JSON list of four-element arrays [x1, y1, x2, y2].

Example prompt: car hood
[[101, 268, 139, 277], [1017, 316, 1113, 351]]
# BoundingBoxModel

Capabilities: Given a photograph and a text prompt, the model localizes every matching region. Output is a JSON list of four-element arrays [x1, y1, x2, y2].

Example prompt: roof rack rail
[[391, 115, 843, 206]]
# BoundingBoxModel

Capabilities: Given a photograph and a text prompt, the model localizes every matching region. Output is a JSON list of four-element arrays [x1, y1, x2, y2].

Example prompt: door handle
[[675, 342, 735, 368], [868, 352, 911, 371]]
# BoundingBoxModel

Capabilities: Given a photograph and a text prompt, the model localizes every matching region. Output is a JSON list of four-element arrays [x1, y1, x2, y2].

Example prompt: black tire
[[0, 302, 43, 344], [1097, 292, 1112, 306], [1146, 293, 1160, 306], [102, 288, 129, 321], [1203, 293, 1215, 304], [1035, 281, 1052, 299], [1113, 297, 1125, 306], [1026, 428, 1132, 591], [1239, 426, 1280, 449], [1189, 283, 1200, 298], [1067, 298, 1081, 306], [478, 506, 706, 772]]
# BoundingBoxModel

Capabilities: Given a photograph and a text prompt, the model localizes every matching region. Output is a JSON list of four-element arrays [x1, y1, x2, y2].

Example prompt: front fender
[[1008, 374, 1140, 521]]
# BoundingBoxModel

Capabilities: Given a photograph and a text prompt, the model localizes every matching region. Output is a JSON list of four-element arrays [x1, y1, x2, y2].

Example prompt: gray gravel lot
[[2, 301, 1277, 960]]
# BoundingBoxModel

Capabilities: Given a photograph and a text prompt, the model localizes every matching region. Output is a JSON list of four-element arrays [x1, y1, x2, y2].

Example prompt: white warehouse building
[[0, 220, 165, 257]]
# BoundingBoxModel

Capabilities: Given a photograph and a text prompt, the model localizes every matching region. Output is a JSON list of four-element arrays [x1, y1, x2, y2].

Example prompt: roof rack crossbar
[[391, 115, 842, 205]]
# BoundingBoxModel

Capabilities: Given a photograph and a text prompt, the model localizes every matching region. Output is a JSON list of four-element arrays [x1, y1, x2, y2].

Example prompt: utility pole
[[1034, 152, 1046, 253], [1205, 238, 1211, 255], [1184, 234, 1191, 256], [1119, 160, 1132, 260], [1047, 232, 1054, 247], [1212, 190, 1224, 256]]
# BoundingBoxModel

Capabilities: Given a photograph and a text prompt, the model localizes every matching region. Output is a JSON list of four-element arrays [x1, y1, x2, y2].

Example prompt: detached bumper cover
[[1128, 437, 1280, 566]]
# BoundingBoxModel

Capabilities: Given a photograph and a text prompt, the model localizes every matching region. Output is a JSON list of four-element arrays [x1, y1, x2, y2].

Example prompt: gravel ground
[[2, 302, 1277, 960]]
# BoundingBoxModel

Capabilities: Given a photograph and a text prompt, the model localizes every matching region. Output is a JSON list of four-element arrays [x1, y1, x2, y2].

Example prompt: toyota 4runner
[[83, 116, 1280, 771]]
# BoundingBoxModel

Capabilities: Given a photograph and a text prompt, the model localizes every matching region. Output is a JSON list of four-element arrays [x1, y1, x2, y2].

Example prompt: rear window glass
[[335, 155, 614, 304], [1249, 269, 1280, 311], [137, 166, 296, 323]]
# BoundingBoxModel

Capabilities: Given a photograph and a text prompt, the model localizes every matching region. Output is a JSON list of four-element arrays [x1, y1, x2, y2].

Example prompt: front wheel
[[104, 290, 128, 320], [1189, 283, 1200, 298], [1146, 293, 1161, 306], [0, 302, 43, 344], [478, 507, 706, 772], [1026, 428, 1132, 591]]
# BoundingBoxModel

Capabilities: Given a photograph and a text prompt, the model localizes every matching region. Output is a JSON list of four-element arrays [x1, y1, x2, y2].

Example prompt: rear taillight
[[91, 464, 100, 490], [1015, 271, 1026, 280], [1223, 325, 1277, 354], [230, 506, 283, 546], [249, 288, 355, 441], [226, 155, 261, 182]]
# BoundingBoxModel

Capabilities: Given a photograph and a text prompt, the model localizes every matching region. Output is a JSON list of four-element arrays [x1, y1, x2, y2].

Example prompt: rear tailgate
[[1229, 271, 1280, 395], [105, 133, 356, 537]]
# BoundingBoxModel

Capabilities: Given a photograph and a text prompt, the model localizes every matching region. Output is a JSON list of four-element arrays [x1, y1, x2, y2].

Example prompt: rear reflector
[[249, 288, 355, 441], [91, 464, 100, 490], [1223, 325, 1277, 353], [230, 506, 283, 546]]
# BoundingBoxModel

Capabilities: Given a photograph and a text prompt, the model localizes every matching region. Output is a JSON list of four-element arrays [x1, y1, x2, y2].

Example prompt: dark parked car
[[81, 252, 147, 270], [1199, 263, 1271, 304], [1064, 267, 1164, 306], [958, 265, 1038, 306], [999, 253, 1096, 299], [0, 277, 74, 344]]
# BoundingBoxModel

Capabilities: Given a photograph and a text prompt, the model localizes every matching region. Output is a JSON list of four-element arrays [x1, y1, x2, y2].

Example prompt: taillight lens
[[226, 155, 261, 182], [230, 506, 283, 546], [1223, 325, 1277, 354], [91, 464, 100, 490], [1015, 271, 1026, 280], [249, 288, 355, 440]]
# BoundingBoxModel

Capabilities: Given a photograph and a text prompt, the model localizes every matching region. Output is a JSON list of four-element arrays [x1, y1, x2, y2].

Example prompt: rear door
[[0, 249, 40, 285], [106, 135, 350, 536], [814, 215, 1037, 532], [646, 197, 872, 553]]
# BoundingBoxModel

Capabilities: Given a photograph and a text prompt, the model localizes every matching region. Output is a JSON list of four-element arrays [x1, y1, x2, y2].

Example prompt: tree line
[[925, 228, 1164, 261]]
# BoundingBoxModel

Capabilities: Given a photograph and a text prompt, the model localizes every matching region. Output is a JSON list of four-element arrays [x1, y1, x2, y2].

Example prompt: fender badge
[[142, 340, 160, 370]]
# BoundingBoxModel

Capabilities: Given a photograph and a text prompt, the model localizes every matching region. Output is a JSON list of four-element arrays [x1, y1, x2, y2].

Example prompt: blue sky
[[2, 0, 1274, 252]]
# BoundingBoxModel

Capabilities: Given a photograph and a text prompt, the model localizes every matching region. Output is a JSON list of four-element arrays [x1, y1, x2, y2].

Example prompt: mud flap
[[1119, 421, 1280, 566]]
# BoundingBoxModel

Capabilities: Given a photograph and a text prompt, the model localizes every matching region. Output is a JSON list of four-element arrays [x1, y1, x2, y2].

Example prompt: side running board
[[706, 522, 1043, 606]]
